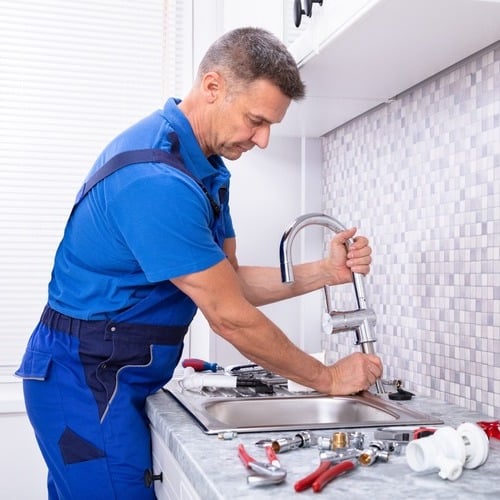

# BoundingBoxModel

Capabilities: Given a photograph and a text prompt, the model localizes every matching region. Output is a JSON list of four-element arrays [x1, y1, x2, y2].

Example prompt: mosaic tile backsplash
[[322, 41, 500, 418]]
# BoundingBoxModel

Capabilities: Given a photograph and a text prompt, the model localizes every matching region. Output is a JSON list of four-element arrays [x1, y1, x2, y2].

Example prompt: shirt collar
[[162, 97, 228, 184]]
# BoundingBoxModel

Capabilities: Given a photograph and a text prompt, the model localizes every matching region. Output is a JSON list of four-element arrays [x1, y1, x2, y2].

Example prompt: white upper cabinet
[[274, 0, 500, 137]]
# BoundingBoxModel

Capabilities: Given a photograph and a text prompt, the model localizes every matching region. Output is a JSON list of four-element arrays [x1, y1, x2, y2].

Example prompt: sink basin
[[164, 381, 443, 434]]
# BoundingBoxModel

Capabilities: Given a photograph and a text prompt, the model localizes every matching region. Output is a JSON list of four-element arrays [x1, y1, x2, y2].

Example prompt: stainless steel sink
[[164, 380, 443, 434]]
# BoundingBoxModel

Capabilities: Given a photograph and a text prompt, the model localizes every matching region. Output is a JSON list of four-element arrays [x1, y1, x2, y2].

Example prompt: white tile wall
[[322, 42, 500, 417]]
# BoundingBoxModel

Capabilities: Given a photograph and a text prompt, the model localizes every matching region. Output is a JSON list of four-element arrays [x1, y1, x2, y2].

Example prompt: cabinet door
[[150, 425, 201, 500], [288, 0, 377, 65]]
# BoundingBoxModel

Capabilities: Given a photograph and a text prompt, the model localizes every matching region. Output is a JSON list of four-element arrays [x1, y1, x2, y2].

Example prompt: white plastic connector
[[181, 366, 237, 392], [406, 423, 489, 481], [457, 422, 490, 469]]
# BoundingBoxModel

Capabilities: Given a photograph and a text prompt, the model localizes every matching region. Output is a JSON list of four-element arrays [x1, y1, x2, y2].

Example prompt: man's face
[[208, 78, 291, 160]]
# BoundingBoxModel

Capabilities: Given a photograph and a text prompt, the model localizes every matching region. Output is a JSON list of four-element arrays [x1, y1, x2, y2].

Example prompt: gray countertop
[[146, 390, 500, 499]]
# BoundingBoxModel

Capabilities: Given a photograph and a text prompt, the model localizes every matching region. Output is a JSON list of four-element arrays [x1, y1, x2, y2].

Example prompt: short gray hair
[[197, 27, 305, 100]]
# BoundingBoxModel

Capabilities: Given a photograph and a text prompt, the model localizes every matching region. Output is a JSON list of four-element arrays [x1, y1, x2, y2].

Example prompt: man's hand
[[326, 352, 383, 395], [324, 228, 372, 285]]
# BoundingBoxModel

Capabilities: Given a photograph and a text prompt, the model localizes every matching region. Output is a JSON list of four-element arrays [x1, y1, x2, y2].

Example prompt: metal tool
[[294, 457, 358, 492], [374, 428, 412, 442], [182, 359, 285, 391], [254, 439, 273, 447], [413, 426, 437, 439], [181, 365, 275, 394], [226, 363, 288, 385], [237, 444, 286, 487], [477, 420, 500, 440]]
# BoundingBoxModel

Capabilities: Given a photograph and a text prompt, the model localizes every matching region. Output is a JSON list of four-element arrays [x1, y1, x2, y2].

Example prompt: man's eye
[[248, 117, 262, 126]]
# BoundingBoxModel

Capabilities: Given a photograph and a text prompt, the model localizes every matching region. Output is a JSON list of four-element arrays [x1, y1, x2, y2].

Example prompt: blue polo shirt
[[48, 98, 234, 320]]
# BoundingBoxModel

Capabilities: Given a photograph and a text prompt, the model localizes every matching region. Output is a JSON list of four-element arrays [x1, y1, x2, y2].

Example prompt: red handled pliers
[[294, 458, 357, 492], [477, 420, 500, 440], [238, 443, 287, 486]]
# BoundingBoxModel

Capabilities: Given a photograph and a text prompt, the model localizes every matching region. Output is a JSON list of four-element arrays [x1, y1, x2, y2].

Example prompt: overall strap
[[73, 144, 220, 217]]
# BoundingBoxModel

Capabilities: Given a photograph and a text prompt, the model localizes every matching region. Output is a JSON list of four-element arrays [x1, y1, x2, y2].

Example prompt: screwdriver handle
[[182, 358, 218, 372]]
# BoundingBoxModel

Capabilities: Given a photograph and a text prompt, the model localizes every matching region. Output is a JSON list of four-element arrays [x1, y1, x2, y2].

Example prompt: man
[[17, 27, 382, 499]]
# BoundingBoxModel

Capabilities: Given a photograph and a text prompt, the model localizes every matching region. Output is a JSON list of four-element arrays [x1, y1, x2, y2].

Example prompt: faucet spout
[[279, 212, 384, 394], [280, 213, 345, 283]]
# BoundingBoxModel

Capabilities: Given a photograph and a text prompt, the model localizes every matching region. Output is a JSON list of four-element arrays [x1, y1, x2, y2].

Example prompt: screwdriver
[[182, 358, 219, 372]]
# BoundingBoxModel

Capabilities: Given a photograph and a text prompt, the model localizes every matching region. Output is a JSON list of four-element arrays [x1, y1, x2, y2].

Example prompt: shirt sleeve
[[108, 169, 226, 282]]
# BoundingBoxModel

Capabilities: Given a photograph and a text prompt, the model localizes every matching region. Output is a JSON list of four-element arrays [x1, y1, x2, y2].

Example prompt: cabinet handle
[[144, 468, 163, 488]]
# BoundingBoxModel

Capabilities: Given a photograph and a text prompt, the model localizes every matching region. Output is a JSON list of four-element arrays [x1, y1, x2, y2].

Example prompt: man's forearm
[[236, 261, 337, 306]]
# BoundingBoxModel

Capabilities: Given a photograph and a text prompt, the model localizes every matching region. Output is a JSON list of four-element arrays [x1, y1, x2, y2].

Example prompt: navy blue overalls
[[16, 137, 227, 499]]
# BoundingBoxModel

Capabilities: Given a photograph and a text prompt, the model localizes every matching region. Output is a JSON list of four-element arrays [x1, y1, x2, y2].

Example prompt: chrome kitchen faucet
[[279, 212, 384, 394]]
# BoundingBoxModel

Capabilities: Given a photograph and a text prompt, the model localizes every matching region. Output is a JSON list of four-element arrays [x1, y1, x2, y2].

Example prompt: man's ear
[[201, 71, 225, 102]]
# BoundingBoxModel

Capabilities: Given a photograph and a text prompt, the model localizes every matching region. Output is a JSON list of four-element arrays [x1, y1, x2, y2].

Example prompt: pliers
[[294, 458, 358, 492], [238, 443, 287, 486], [477, 420, 500, 440]]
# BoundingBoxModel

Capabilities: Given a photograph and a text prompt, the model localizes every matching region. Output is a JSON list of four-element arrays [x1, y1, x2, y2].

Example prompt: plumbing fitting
[[218, 431, 238, 441], [316, 436, 334, 450], [319, 448, 360, 464], [359, 441, 390, 466], [332, 432, 349, 449], [180, 366, 237, 392], [271, 431, 312, 453], [328, 309, 376, 334], [349, 432, 365, 450], [316, 431, 365, 451], [406, 423, 489, 481], [370, 439, 406, 456]]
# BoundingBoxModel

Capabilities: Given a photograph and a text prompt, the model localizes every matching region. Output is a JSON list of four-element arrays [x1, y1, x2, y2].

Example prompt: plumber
[[16, 27, 383, 499]]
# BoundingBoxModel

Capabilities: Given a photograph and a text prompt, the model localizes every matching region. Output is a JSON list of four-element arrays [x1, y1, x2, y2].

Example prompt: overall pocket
[[15, 349, 52, 381]]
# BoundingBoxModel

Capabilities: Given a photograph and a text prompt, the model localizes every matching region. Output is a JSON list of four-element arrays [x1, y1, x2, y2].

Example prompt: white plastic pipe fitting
[[181, 366, 237, 392], [406, 422, 489, 481]]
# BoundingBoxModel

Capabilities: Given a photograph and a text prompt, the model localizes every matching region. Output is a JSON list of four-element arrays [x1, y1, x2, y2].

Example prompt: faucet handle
[[352, 273, 369, 310]]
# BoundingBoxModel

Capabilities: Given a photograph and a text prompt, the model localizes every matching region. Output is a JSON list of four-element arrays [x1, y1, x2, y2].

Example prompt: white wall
[[221, 0, 284, 37], [0, 415, 47, 500], [0, 380, 47, 500], [322, 42, 500, 417]]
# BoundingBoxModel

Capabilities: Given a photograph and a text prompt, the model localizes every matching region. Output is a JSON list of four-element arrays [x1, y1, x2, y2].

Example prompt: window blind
[[0, 0, 182, 368]]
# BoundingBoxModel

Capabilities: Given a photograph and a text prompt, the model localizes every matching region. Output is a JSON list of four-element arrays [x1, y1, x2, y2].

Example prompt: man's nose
[[251, 125, 270, 149]]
